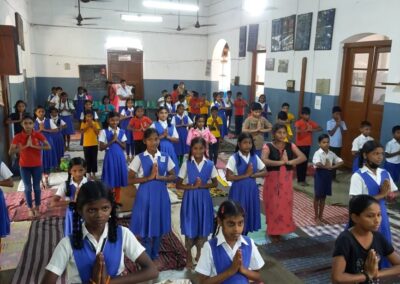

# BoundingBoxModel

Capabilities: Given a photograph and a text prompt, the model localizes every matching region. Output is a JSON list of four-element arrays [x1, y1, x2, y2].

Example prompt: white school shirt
[[195, 229, 265, 277], [0, 162, 13, 182], [98, 127, 127, 145], [56, 101, 75, 116], [36, 117, 58, 129], [258, 102, 272, 113], [50, 95, 60, 106], [51, 116, 67, 128], [150, 121, 179, 139], [351, 134, 374, 152], [129, 150, 175, 178], [73, 94, 88, 101], [55, 177, 88, 200], [45, 223, 145, 284], [349, 166, 398, 196], [171, 114, 193, 127], [175, 100, 188, 110], [385, 138, 400, 164], [178, 156, 218, 184], [224, 97, 232, 109], [120, 107, 134, 117], [326, 119, 347, 148], [117, 85, 132, 107], [312, 148, 343, 168], [226, 151, 265, 175], [79, 111, 99, 121], [165, 103, 174, 114]]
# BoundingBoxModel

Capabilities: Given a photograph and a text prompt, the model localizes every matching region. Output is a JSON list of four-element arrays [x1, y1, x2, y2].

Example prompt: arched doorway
[[339, 33, 391, 167], [211, 39, 231, 92]]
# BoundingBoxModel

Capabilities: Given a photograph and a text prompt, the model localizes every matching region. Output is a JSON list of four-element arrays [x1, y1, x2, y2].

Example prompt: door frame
[[250, 49, 266, 103]]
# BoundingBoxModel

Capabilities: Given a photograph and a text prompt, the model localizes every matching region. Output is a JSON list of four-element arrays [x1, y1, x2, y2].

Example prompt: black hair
[[192, 91, 199, 98], [360, 121, 372, 128], [301, 107, 311, 115], [51, 86, 56, 91], [125, 98, 134, 109], [120, 79, 126, 84], [102, 95, 110, 104], [188, 137, 208, 161], [318, 134, 330, 143], [210, 106, 219, 113], [56, 86, 63, 91], [227, 90, 232, 95], [77, 86, 84, 92], [65, 157, 87, 196], [258, 94, 266, 100], [49, 106, 58, 113], [236, 92, 242, 97], [107, 111, 120, 121], [332, 106, 342, 113], [143, 127, 158, 140], [176, 103, 184, 110], [70, 181, 117, 249], [193, 114, 206, 129], [84, 100, 93, 106], [134, 106, 144, 117], [34, 105, 46, 118], [21, 114, 34, 122], [392, 125, 400, 134], [173, 83, 179, 90], [348, 194, 379, 228], [212, 200, 245, 238], [272, 123, 287, 135], [156, 106, 172, 127], [251, 102, 262, 111], [178, 94, 185, 101], [358, 140, 383, 168], [282, 102, 290, 108], [235, 133, 255, 156], [14, 100, 26, 112], [277, 111, 288, 121]]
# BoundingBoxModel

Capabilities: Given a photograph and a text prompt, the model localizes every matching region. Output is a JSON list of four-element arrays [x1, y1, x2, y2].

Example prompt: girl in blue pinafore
[[49, 107, 66, 165], [212, 92, 227, 138], [51, 157, 87, 236], [349, 140, 399, 268], [73, 86, 87, 121], [195, 200, 265, 283], [172, 104, 193, 166], [226, 133, 266, 235], [119, 98, 135, 161], [151, 106, 180, 174], [99, 111, 128, 204], [0, 160, 13, 249], [129, 128, 176, 260], [176, 137, 218, 269], [34, 106, 58, 187]]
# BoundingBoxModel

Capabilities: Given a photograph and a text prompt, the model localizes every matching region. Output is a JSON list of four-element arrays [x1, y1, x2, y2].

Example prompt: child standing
[[0, 160, 13, 250], [80, 100, 99, 121], [281, 103, 295, 141], [207, 106, 223, 165], [384, 125, 400, 184], [50, 157, 87, 236], [312, 134, 344, 224], [349, 140, 398, 267], [175, 94, 189, 116], [49, 107, 66, 166], [120, 98, 135, 162], [98, 95, 115, 129], [163, 94, 176, 118], [226, 133, 266, 235], [195, 200, 265, 283], [351, 121, 373, 173], [6, 100, 29, 135], [187, 115, 217, 151], [176, 137, 218, 269], [151, 107, 180, 174], [42, 181, 159, 283], [332, 195, 400, 283], [211, 92, 228, 138], [9, 115, 51, 217], [225, 91, 233, 129], [242, 102, 272, 157], [80, 112, 100, 180], [233, 92, 247, 137], [277, 111, 293, 142], [294, 106, 322, 186], [327, 106, 347, 181], [171, 104, 193, 166], [99, 112, 128, 204], [73, 86, 88, 121], [258, 94, 272, 121], [128, 106, 152, 155], [189, 91, 201, 120], [261, 124, 306, 242], [199, 93, 210, 117], [129, 128, 176, 260], [56, 92, 75, 150]]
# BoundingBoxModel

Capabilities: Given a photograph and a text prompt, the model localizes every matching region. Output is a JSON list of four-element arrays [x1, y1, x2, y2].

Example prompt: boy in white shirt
[[385, 125, 400, 183], [351, 121, 373, 173]]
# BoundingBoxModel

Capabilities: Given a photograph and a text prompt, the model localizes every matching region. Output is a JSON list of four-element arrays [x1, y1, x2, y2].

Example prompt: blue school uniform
[[357, 169, 392, 268], [74, 94, 86, 120], [154, 121, 180, 174], [209, 235, 252, 284], [0, 162, 10, 237], [34, 119, 58, 173], [64, 184, 78, 236], [130, 152, 171, 237], [101, 129, 128, 188], [384, 161, 400, 183], [49, 117, 65, 163], [214, 101, 227, 138], [119, 108, 134, 149], [352, 154, 360, 173], [70, 226, 123, 283], [180, 159, 214, 238], [314, 168, 333, 198], [173, 115, 190, 156], [228, 153, 261, 234]]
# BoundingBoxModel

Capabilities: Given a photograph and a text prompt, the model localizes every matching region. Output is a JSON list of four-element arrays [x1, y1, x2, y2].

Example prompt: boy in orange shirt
[[295, 107, 322, 186], [233, 92, 248, 137]]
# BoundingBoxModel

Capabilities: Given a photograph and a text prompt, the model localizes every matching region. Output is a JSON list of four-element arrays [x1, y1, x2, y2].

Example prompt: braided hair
[[212, 200, 245, 238], [65, 157, 87, 197], [70, 181, 118, 249]]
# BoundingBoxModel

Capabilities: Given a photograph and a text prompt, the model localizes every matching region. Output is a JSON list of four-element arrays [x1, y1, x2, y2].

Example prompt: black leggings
[[209, 141, 220, 165], [83, 145, 98, 173]]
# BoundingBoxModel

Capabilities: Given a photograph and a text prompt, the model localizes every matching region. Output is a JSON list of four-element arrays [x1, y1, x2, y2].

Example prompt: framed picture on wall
[[15, 12, 25, 51], [239, 26, 247, 57], [265, 58, 275, 71], [247, 24, 259, 52], [314, 8, 336, 50], [295, 12, 313, 50], [281, 15, 296, 51], [271, 18, 282, 52], [278, 59, 289, 73]]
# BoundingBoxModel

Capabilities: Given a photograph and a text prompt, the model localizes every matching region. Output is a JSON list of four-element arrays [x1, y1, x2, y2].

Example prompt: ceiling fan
[[75, 0, 101, 26], [194, 0, 216, 28]]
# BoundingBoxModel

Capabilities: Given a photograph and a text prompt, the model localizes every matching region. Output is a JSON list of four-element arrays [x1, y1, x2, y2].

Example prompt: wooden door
[[107, 49, 144, 99], [340, 41, 391, 167]]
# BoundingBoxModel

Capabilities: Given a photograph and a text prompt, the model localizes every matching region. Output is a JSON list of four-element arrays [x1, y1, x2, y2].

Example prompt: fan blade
[[200, 24, 216, 27], [82, 17, 101, 20]]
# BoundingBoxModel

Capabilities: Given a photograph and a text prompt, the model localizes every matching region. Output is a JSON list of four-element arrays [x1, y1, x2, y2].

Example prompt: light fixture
[[121, 14, 163, 22], [243, 0, 268, 16], [143, 1, 199, 12]]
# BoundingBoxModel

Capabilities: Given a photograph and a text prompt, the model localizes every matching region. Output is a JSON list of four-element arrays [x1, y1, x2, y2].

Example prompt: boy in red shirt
[[233, 92, 248, 137], [127, 106, 152, 155], [295, 107, 322, 186]]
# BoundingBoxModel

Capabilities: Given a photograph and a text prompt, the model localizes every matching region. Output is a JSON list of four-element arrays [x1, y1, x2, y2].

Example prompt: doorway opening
[[211, 39, 231, 92]]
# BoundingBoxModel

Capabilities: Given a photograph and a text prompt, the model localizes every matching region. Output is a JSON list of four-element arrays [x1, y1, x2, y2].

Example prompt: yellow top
[[80, 121, 101, 147], [207, 116, 223, 138], [286, 112, 295, 141], [200, 100, 211, 115]]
